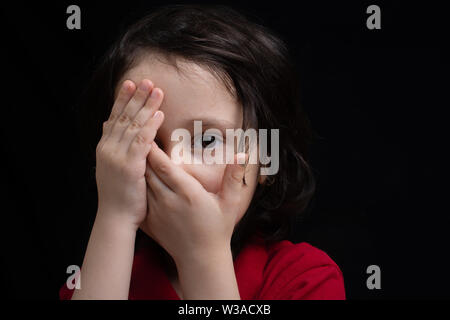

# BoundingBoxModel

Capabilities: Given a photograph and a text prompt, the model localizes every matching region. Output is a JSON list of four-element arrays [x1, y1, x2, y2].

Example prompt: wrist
[[94, 209, 139, 236], [174, 244, 233, 276], [174, 242, 232, 270], [175, 246, 240, 300], [95, 207, 140, 233]]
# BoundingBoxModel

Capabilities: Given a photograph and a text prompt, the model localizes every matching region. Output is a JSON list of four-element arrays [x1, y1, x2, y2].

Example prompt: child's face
[[117, 54, 264, 226]]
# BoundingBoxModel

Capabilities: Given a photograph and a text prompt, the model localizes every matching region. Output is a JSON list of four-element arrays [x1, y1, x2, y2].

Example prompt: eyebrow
[[182, 117, 239, 131]]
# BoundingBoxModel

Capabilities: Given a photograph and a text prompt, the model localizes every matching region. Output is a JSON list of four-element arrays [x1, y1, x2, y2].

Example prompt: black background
[[0, 1, 448, 299]]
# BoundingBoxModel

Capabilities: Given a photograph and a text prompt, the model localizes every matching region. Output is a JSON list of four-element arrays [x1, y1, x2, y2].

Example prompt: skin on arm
[[72, 79, 164, 299], [71, 212, 137, 299], [175, 245, 241, 300]]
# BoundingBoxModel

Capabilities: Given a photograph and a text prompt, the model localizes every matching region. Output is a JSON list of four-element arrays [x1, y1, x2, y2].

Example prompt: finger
[[145, 160, 174, 196], [109, 80, 137, 123], [121, 87, 164, 152], [127, 109, 164, 162], [218, 153, 248, 205], [97, 80, 136, 151], [147, 141, 202, 195], [146, 175, 157, 201], [145, 170, 157, 213], [108, 79, 154, 143]]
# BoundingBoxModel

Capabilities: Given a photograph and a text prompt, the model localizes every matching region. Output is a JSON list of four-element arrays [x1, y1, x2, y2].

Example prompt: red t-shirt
[[59, 234, 345, 300]]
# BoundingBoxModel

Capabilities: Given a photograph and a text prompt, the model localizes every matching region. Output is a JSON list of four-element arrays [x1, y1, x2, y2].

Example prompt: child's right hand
[[94, 79, 165, 231]]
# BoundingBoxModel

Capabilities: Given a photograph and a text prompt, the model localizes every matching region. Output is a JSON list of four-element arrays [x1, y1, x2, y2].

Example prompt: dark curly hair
[[77, 4, 316, 261]]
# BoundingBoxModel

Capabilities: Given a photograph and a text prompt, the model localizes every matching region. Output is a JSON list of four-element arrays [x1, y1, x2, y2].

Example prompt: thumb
[[218, 153, 248, 204], [147, 141, 156, 161]]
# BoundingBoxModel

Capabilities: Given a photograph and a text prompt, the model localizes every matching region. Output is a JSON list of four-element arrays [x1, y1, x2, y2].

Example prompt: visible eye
[[192, 133, 223, 149]]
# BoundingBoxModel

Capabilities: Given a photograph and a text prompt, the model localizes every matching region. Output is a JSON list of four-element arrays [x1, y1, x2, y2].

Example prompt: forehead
[[119, 54, 242, 134]]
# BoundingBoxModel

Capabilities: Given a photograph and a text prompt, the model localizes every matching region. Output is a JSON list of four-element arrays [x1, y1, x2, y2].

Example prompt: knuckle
[[109, 112, 119, 122], [129, 119, 143, 130], [102, 121, 110, 132], [157, 164, 168, 174], [118, 113, 131, 124], [133, 133, 147, 146]]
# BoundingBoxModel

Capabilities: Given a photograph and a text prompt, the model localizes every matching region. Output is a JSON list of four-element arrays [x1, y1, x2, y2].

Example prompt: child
[[60, 4, 345, 300]]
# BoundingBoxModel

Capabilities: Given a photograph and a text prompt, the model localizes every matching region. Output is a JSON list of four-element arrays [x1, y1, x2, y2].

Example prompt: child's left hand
[[140, 140, 248, 266]]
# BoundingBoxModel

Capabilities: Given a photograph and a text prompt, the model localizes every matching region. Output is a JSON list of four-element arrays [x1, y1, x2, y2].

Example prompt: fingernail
[[123, 80, 131, 89], [153, 110, 163, 119], [150, 88, 159, 99], [140, 80, 151, 91]]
